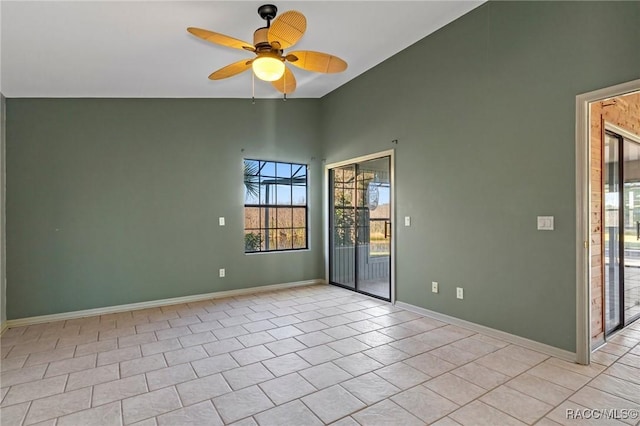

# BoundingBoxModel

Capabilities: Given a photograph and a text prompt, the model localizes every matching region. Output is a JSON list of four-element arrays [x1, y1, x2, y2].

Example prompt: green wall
[[320, 1, 640, 352], [6, 99, 323, 319]]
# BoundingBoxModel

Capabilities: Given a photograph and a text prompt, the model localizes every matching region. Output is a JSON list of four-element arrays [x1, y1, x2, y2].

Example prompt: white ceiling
[[1, 1, 483, 99]]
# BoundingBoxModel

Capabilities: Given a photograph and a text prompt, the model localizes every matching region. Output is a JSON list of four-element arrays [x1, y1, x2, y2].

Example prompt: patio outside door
[[604, 130, 640, 335], [329, 156, 391, 301]]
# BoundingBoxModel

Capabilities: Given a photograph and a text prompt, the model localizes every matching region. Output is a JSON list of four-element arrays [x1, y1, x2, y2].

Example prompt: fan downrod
[[258, 4, 278, 22]]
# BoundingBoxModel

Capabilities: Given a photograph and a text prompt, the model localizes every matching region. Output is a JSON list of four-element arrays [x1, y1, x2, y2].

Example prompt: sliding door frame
[[324, 150, 396, 303], [603, 130, 625, 336], [605, 124, 640, 334]]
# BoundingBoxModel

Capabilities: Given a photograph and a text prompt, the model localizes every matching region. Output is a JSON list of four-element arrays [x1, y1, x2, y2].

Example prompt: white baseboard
[[6, 279, 326, 329], [395, 301, 577, 363], [5, 281, 577, 364]]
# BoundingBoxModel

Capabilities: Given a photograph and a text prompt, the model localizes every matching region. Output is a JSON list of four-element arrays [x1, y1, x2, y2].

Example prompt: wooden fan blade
[[208, 59, 253, 80], [272, 66, 296, 94], [268, 11, 306, 49], [187, 27, 255, 51], [287, 51, 347, 73]]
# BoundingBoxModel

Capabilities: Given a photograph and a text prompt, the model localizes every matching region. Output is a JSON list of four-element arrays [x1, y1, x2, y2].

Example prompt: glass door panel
[[355, 157, 391, 300], [604, 132, 621, 334], [330, 165, 356, 289], [623, 139, 640, 323]]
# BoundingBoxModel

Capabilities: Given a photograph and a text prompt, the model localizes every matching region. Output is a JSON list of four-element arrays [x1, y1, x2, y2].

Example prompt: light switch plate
[[219, 268, 225, 278], [405, 216, 411, 227], [219, 217, 225, 226], [431, 282, 438, 293], [537, 216, 554, 230], [456, 287, 464, 299]]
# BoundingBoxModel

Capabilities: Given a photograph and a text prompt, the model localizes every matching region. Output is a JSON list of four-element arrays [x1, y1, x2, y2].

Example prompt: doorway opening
[[326, 152, 394, 302], [576, 81, 640, 365]]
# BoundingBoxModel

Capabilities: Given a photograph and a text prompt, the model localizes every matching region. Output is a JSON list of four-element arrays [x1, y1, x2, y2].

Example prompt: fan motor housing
[[254, 27, 281, 53], [253, 28, 270, 48]]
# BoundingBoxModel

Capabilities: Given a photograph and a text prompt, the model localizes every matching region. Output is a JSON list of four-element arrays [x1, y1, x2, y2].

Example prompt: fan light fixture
[[187, 4, 348, 96], [252, 56, 285, 81]]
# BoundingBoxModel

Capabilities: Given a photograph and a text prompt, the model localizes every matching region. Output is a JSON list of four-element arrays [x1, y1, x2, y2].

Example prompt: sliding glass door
[[622, 138, 640, 325], [604, 132, 621, 333], [329, 156, 391, 300], [604, 130, 640, 335]]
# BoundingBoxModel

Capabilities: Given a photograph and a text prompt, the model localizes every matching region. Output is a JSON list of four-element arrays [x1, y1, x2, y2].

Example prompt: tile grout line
[[18, 400, 33, 426], [301, 324, 540, 423], [465, 355, 564, 425], [473, 349, 638, 425], [329, 332, 498, 424], [580, 369, 640, 406], [438, 334, 610, 424]]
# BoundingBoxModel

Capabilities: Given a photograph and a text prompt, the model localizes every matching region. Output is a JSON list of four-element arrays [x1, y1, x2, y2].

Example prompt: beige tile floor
[[1, 284, 639, 425]]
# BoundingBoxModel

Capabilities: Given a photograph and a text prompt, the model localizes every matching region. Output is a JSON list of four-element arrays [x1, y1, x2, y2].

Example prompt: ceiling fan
[[187, 4, 347, 96]]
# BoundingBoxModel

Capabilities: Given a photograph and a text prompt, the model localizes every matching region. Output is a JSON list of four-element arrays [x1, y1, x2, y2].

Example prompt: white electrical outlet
[[432, 281, 439, 293], [404, 216, 411, 227], [456, 287, 464, 299], [219, 217, 225, 226], [219, 268, 225, 278]]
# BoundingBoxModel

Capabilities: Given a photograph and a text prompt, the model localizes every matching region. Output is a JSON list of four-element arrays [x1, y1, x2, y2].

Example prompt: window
[[244, 159, 308, 253]]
